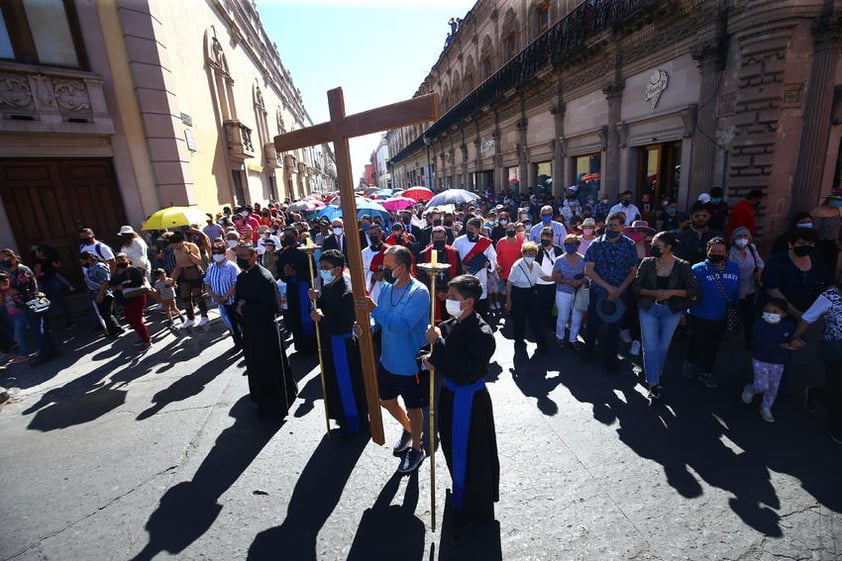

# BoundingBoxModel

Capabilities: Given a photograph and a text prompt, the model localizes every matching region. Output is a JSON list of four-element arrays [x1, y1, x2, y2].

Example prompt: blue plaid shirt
[[583, 234, 638, 298]]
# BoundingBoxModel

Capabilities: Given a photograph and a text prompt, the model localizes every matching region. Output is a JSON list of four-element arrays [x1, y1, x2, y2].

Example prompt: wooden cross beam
[[274, 88, 439, 445]]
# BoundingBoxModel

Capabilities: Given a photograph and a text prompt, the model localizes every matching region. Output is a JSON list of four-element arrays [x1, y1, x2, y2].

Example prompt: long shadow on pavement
[[129, 396, 283, 561], [345, 471, 425, 561], [247, 432, 369, 560], [548, 340, 842, 538]]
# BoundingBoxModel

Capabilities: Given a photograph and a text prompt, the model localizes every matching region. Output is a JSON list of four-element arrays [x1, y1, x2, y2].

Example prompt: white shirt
[[508, 258, 544, 288], [608, 202, 642, 226], [452, 234, 497, 299], [361, 244, 385, 302]]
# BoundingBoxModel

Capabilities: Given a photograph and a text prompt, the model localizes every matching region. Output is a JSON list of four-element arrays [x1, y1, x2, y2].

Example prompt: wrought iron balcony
[[0, 62, 114, 135], [389, 0, 663, 165], [224, 119, 254, 163]]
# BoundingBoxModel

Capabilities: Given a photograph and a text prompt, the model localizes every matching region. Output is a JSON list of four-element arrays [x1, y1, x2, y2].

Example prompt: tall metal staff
[[301, 238, 331, 435], [416, 251, 450, 532]]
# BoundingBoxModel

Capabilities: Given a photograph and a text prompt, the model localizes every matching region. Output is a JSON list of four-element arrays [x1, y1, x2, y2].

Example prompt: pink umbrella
[[402, 186, 434, 202], [382, 196, 418, 211]]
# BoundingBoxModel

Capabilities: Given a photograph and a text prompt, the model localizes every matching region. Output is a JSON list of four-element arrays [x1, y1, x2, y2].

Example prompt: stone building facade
[[386, 0, 842, 243], [0, 0, 335, 276]]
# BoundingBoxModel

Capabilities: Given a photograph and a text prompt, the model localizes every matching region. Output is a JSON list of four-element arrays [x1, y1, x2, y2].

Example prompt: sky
[[257, 0, 477, 186]]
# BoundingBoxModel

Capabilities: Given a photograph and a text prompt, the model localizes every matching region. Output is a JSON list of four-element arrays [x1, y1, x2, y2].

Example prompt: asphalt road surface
[[1, 308, 840, 560]]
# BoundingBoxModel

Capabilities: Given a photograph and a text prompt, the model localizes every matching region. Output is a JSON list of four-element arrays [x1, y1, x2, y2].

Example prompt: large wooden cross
[[275, 88, 439, 445]]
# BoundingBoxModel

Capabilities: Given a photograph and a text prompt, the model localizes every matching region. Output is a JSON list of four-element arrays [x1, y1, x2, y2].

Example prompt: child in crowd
[[153, 268, 181, 326], [741, 297, 798, 422]]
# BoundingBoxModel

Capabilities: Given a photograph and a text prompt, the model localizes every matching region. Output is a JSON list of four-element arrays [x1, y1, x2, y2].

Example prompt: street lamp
[[423, 135, 433, 190]]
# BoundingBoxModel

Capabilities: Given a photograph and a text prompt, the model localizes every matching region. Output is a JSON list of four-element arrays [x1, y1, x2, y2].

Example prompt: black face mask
[[605, 230, 621, 239], [650, 246, 663, 258], [433, 240, 446, 251], [237, 258, 251, 269], [432, 219, 442, 227], [466, 232, 478, 242], [368, 235, 380, 246], [540, 239, 552, 247], [81, 237, 94, 245], [383, 268, 395, 284], [116, 263, 129, 270], [283, 235, 297, 247], [621, 200, 632, 207], [402, 217, 411, 225], [792, 246, 812, 257], [708, 254, 726, 263], [506, 229, 516, 238], [444, 220, 453, 227]]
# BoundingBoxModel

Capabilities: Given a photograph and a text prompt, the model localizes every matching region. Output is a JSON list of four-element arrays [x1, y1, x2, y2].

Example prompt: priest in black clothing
[[420, 274, 499, 537], [309, 249, 368, 435], [275, 227, 317, 354], [235, 244, 298, 418]]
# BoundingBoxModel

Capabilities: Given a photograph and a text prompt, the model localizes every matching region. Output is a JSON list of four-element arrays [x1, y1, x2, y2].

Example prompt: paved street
[[1, 306, 840, 561]]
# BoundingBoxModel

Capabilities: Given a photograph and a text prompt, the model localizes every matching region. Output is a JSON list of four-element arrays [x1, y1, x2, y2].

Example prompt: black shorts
[[377, 362, 428, 409]]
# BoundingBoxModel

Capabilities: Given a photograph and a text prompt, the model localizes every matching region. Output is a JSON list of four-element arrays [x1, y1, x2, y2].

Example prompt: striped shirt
[[203, 260, 240, 304]]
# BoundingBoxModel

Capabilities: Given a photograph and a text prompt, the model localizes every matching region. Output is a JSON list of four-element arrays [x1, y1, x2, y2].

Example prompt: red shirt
[[725, 199, 756, 239], [495, 237, 523, 280]]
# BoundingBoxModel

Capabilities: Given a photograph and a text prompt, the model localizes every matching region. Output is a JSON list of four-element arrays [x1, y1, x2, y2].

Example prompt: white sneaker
[[630, 340, 641, 356], [741, 384, 754, 404], [620, 329, 632, 344], [760, 407, 775, 423], [197, 316, 209, 327], [180, 319, 195, 329]]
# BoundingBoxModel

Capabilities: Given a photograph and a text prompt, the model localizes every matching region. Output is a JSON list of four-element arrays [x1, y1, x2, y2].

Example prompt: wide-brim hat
[[118, 225, 136, 235], [626, 220, 655, 235], [595, 292, 625, 323], [581, 217, 596, 227]]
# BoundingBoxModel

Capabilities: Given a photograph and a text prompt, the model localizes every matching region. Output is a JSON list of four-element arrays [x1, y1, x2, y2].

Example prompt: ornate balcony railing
[[389, 0, 663, 166], [0, 62, 114, 134], [224, 120, 254, 163]]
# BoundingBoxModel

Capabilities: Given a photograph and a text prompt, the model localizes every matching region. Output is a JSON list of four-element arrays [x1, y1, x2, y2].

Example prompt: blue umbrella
[[425, 188, 480, 208], [318, 197, 390, 222]]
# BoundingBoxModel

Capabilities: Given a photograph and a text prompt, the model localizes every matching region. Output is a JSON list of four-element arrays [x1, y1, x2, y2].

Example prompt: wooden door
[[0, 158, 126, 287]]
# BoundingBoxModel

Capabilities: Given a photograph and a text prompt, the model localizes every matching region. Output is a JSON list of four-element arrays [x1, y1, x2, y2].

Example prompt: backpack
[[81, 241, 109, 262]]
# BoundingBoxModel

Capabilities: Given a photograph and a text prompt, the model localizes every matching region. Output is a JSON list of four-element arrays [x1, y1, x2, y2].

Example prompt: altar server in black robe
[[310, 249, 368, 435], [276, 227, 317, 354], [235, 244, 298, 418], [421, 274, 499, 535]]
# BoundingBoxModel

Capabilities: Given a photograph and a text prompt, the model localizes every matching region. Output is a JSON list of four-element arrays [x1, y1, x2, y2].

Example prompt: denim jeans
[[9, 311, 29, 355], [638, 303, 682, 386]]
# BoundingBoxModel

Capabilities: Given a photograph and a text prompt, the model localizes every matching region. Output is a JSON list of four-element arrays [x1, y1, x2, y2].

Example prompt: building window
[[503, 32, 518, 60], [0, 0, 87, 68], [535, 1, 550, 37]]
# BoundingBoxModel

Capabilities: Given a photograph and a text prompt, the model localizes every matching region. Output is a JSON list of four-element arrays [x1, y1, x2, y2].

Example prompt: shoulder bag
[[706, 263, 740, 334]]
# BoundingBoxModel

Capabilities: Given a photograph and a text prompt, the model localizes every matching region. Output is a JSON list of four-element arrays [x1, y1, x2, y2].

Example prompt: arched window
[[534, 0, 550, 38], [501, 8, 519, 61], [464, 55, 476, 92], [480, 35, 494, 78]]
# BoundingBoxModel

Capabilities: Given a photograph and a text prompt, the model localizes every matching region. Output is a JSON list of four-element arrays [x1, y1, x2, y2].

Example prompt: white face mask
[[226, 240, 238, 248], [762, 312, 781, 324], [212, 254, 226, 263], [333, 227, 343, 236], [735, 238, 749, 248], [445, 298, 463, 318], [523, 256, 535, 265]]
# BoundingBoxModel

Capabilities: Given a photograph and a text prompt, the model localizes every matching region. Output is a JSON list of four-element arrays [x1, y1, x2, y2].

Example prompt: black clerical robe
[[427, 312, 499, 525], [316, 276, 368, 434], [276, 246, 317, 354], [235, 263, 298, 418]]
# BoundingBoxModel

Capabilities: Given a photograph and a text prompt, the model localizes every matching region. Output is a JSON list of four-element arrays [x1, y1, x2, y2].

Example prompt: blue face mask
[[564, 244, 578, 254], [711, 198, 722, 204], [319, 269, 335, 283], [621, 199, 632, 207], [542, 215, 552, 224]]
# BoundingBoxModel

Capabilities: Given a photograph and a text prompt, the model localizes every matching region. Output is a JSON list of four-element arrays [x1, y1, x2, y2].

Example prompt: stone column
[[551, 77, 566, 197], [602, 81, 624, 197], [517, 118, 529, 192], [791, 15, 842, 211], [690, 41, 726, 197]]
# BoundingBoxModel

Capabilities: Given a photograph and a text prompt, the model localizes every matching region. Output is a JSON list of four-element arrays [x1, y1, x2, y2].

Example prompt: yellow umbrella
[[141, 206, 208, 231]]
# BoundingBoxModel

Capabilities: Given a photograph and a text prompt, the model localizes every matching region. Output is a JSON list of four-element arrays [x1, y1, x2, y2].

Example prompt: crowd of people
[[1, 183, 841, 538]]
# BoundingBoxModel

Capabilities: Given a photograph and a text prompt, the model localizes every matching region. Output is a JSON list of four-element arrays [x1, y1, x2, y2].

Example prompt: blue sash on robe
[[291, 275, 315, 335], [443, 376, 485, 510], [330, 333, 360, 433]]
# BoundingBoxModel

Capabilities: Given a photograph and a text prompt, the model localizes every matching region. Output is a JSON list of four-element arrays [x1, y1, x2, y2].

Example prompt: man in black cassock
[[235, 244, 298, 418], [421, 274, 499, 539], [309, 249, 368, 435], [275, 227, 317, 354]]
